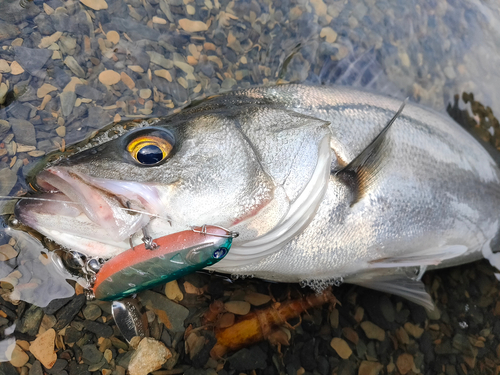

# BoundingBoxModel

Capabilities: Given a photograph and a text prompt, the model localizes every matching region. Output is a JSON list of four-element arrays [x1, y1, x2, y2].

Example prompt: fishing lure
[[92, 225, 236, 300], [57, 225, 237, 301]]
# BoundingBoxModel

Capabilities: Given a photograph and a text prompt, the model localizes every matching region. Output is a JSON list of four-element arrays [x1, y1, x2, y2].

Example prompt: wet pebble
[[29, 328, 57, 369], [164, 280, 183, 302], [404, 322, 424, 338], [342, 327, 359, 345], [409, 303, 427, 324], [82, 304, 101, 321], [224, 301, 251, 315], [244, 292, 271, 306], [358, 361, 383, 375], [300, 339, 316, 371], [128, 338, 171, 375], [10, 119, 36, 146], [330, 337, 352, 359], [106, 30, 119, 44], [74, 85, 103, 100], [178, 19, 208, 32], [16, 305, 43, 336], [59, 91, 76, 117], [0, 60, 11, 74], [0, 20, 20, 41], [138, 291, 188, 332], [9, 345, 29, 367], [29, 360, 43, 375], [53, 294, 85, 331], [360, 321, 385, 341], [64, 56, 85, 78], [320, 27, 337, 43], [80, 0, 108, 10], [228, 346, 267, 371], [14, 47, 51, 75], [99, 70, 121, 86], [0, 244, 17, 261], [379, 296, 395, 323], [82, 321, 113, 338], [396, 353, 414, 375], [82, 344, 103, 364]]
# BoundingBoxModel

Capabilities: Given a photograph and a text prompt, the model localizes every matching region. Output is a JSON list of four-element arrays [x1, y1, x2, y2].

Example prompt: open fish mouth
[[14, 167, 164, 257]]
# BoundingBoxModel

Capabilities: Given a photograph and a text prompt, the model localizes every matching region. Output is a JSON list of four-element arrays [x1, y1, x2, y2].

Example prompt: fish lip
[[17, 167, 152, 242]]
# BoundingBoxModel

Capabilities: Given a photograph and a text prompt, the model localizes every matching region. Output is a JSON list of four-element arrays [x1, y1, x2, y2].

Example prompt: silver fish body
[[15, 85, 500, 308]]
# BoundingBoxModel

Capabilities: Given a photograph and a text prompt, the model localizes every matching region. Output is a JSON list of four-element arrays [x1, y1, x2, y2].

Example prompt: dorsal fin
[[334, 99, 407, 205]]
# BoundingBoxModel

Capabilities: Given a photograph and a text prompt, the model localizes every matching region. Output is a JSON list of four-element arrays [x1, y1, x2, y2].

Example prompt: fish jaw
[[15, 166, 165, 255]]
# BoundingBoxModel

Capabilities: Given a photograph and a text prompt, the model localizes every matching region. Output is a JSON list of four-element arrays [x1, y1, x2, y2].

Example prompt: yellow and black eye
[[127, 136, 173, 165]]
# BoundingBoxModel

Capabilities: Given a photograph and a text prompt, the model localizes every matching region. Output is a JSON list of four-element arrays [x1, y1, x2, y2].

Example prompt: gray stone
[[0, 362, 18, 375], [452, 333, 474, 356], [82, 107, 111, 128], [379, 296, 395, 323], [116, 349, 135, 368], [7, 102, 31, 120], [60, 91, 76, 117], [34, 14, 56, 35], [54, 294, 86, 330], [0, 120, 9, 136], [139, 291, 189, 333], [46, 359, 68, 374], [109, 17, 160, 41], [147, 51, 173, 69], [228, 346, 267, 371], [43, 296, 74, 315], [75, 85, 103, 101], [221, 78, 237, 90], [81, 344, 103, 365], [14, 47, 52, 76], [82, 320, 113, 338], [434, 340, 455, 355], [0, 20, 20, 41], [59, 35, 77, 55], [64, 327, 82, 344], [0, 170, 20, 196], [16, 305, 44, 336], [82, 304, 102, 321], [37, 139, 54, 152], [10, 118, 36, 146], [64, 56, 86, 78], [29, 360, 43, 375], [88, 357, 106, 372]]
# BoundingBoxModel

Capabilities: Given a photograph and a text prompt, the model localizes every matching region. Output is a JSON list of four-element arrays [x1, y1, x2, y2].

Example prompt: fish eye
[[126, 135, 173, 165]]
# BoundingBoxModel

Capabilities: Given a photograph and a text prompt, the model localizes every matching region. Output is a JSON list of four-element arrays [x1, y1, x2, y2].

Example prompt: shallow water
[[1, 0, 500, 372]]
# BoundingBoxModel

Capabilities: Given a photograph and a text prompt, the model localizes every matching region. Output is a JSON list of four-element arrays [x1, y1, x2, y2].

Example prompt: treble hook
[[141, 226, 158, 250]]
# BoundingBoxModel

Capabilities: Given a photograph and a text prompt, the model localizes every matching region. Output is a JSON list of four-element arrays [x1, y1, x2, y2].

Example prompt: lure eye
[[213, 247, 228, 259], [127, 135, 173, 165]]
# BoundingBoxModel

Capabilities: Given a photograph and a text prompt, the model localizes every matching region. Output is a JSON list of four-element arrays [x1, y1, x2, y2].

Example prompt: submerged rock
[[14, 47, 51, 76]]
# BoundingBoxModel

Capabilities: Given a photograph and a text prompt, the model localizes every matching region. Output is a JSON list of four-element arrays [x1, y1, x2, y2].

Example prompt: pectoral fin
[[334, 100, 407, 205], [346, 244, 468, 310]]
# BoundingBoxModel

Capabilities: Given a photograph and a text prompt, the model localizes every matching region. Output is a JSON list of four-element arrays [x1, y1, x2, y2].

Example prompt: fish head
[[15, 100, 333, 263]]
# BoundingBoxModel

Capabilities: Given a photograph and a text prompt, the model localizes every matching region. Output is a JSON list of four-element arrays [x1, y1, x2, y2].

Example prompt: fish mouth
[[15, 167, 163, 257]]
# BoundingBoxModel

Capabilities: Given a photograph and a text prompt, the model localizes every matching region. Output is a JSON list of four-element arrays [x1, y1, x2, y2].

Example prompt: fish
[[14, 84, 500, 309]]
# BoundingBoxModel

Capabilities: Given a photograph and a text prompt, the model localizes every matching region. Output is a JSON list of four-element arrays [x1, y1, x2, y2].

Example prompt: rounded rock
[[224, 301, 251, 315], [330, 337, 352, 359], [139, 89, 152, 99], [106, 30, 120, 44], [99, 70, 121, 86]]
